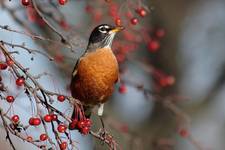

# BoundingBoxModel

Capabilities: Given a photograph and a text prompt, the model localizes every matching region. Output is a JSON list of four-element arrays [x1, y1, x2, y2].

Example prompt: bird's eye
[[99, 26, 109, 33]]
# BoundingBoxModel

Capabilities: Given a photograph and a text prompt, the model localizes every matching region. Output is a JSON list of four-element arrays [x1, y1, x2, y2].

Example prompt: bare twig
[[0, 40, 54, 61], [32, 0, 74, 52], [0, 25, 71, 50], [0, 109, 16, 150]]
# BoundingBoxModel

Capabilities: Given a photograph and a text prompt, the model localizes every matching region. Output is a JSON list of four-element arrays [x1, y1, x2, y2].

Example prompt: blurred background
[[0, 0, 225, 149]]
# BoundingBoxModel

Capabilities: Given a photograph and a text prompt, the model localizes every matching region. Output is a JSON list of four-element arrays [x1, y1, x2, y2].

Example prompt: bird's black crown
[[88, 24, 115, 44]]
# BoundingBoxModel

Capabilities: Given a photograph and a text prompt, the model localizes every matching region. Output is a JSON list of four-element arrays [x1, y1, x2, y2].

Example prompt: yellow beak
[[110, 26, 125, 33]]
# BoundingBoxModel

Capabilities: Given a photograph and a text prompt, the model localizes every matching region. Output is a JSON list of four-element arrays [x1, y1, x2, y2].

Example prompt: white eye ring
[[99, 30, 107, 33], [99, 26, 107, 33]]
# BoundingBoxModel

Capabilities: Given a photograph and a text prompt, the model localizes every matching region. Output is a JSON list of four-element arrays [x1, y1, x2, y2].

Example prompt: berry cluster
[[147, 28, 166, 53], [0, 59, 14, 70], [2, 0, 155, 149], [69, 118, 92, 135], [85, 1, 148, 26], [4, 76, 25, 104], [43, 114, 58, 122], [68, 107, 92, 135], [0, 50, 80, 149], [115, 7, 147, 26], [109, 2, 147, 26]]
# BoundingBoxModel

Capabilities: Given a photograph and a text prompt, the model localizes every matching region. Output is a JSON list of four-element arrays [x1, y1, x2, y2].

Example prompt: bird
[[69, 24, 124, 125]]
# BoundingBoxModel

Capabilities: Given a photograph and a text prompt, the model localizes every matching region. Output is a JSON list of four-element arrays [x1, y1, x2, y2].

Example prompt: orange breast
[[70, 48, 119, 105]]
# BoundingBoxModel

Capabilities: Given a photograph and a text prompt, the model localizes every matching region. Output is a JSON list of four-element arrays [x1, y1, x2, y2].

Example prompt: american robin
[[70, 24, 124, 121]]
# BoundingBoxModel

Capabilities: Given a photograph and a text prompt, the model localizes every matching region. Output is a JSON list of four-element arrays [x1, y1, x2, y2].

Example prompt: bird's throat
[[87, 33, 115, 52]]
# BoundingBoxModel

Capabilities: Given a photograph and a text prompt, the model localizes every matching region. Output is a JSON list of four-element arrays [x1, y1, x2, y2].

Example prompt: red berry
[[57, 124, 67, 133], [40, 134, 48, 141], [21, 0, 30, 6], [0, 63, 8, 70], [11, 115, 20, 124], [81, 126, 90, 135], [57, 95, 65, 102], [179, 128, 190, 138], [33, 118, 41, 126], [29, 117, 34, 125], [130, 18, 138, 25], [77, 121, 85, 129], [159, 76, 175, 87], [126, 11, 133, 18], [166, 76, 175, 86], [6, 59, 14, 66], [136, 8, 147, 17], [93, 10, 102, 22], [115, 18, 122, 26], [159, 78, 168, 87], [51, 114, 58, 121], [84, 118, 92, 127], [109, 4, 118, 17], [6, 96, 15, 103], [44, 114, 52, 122], [59, 20, 69, 30], [147, 40, 160, 52], [120, 125, 129, 133], [16, 77, 25, 86], [59, 142, 67, 150], [27, 136, 33, 142], [69, 119, 78, 129], [116, 53, 125, 63], [85, 5, 93, 13], [58, 0, 67, 5], [119, 84, 127, 94], [155, 28, 166, 38]]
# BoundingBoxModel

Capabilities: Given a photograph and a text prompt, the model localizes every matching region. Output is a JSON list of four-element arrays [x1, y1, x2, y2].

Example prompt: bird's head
[[87, 24, 124, 50]]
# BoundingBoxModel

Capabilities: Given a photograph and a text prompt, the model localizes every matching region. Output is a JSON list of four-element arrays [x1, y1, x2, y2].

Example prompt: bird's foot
[[99, 128, 107, 145]]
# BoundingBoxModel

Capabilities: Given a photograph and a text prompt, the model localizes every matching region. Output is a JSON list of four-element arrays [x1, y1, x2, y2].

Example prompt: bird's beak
[[109, 26, 125, 33]]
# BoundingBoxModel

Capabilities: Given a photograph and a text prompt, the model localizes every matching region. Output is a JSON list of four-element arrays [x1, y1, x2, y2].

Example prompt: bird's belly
[[71, 48, 119, 105]]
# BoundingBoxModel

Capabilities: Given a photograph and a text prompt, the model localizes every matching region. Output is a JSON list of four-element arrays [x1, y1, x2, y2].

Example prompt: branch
[[0, 25, 72, 50], [0, 109, 16, 150], [0, 40, 54, 61], [31, 0, 74, 52]]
